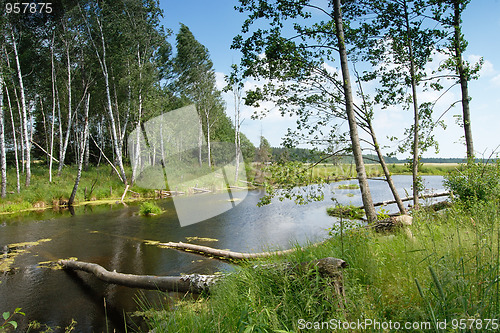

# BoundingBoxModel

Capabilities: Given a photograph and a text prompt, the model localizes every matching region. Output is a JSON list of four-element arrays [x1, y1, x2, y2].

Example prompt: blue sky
[[159, 0, 500, 159]]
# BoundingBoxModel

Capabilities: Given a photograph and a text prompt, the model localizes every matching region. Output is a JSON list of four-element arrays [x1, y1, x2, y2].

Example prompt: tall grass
[[308, 163, 454, 181], [142, 201, 500, 332]]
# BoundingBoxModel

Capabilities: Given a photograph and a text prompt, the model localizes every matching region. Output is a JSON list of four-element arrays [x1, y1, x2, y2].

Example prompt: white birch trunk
[[69, 93, 90, 206], [11, 27, 31, 187], [4, 84, 20, 193], [233, 84, 242, 184], [206, 110, 211, 167], [50, 33, 56, 183], [403, 0, 420, 208], [198, 116, 203, 166], [97, 18, 128, 185], [132, 51, 142, 184], [333, 0, 377, 222], [58, 43, 73, 176], [0, 74, 6, 198]]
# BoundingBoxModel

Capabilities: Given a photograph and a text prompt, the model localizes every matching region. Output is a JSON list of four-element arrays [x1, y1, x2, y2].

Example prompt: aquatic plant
[[139, 202, 162, 216], [1, 308, 25, 331]]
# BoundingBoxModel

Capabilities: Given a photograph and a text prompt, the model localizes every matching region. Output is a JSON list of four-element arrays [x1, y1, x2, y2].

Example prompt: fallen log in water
[[59, 257, 347, 294], [367, 191, 450, 209], [160, 241, 299, 260], [59, 260, 219, 293]]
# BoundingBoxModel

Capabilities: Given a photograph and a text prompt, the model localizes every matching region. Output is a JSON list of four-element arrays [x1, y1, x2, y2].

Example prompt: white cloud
[[215, 71, 227, 91], [491, 73, 500, 87]]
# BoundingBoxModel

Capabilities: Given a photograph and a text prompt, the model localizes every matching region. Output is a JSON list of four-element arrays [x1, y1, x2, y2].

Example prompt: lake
[[0, 175, 446, 331]]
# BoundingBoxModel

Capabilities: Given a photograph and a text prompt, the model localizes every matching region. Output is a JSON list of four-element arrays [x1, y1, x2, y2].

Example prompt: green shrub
[[443, 160, 500, 206], [139, 202, 162, 216]]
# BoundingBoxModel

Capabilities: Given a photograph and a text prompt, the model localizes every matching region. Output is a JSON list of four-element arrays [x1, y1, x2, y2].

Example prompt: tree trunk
[[0, 74, 6, 198], [355, 65, 406, 214], [234, 89, 241, 184], [453, 1, 473, 159], [84, 134, 90, 171], [161, 241, 298, 260], [58, 43, 73, 176], [88, 12, 128, 185], [198, 115, 203, 166], [11, 27, 31, 187], [68, 94, 90, 206], [403, 0, 420, 208], [101, 43, 127, 185], [333, 0, 377, 222], [50, 33, 56, 183], [59, 256, 346, 294], [4, 84, 20, 193], [357, 191, 450, 211], [206, 110, 211, 167], [368, 121, 406, 214]]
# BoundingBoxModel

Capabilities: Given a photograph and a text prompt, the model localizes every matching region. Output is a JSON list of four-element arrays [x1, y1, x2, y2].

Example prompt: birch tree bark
[[452, 0, 474, 159], [58, 30, 74, 176], [403, 0, 421, 208], [68, 93, 90, 206], [4, 83, 20, 193], [96, 17, 128, 185], [10, 26, 31, 187], [49, 32, 56, 183], [0, 72, 6, 198]]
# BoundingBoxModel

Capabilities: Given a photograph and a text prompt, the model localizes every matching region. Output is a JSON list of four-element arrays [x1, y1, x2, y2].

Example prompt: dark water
[[0, 175, 445, 332]]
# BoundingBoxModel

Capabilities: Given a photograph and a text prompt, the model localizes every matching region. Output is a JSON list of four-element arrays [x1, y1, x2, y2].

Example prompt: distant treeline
[[270, 148, 489, 164]]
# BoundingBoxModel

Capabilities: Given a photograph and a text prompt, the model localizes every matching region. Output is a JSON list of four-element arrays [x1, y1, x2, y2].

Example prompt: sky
[[159, 0, 500, 159]]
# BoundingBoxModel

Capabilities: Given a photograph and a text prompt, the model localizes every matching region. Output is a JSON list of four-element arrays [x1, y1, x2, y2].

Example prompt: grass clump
[[139, 202, 162, 216], [326, 204, 364, 220], [337, 184, 359, 190]]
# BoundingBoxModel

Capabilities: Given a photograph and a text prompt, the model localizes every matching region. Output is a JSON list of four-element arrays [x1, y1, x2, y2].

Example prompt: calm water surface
[[0, 175, 445, 331]]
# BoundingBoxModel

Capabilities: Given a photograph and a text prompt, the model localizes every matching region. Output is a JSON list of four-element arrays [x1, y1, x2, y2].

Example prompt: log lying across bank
[[59, 257, 347, 293], [59, 259, 219, 293], [159, 241, 299, 260], [367, 191, 451, 209]]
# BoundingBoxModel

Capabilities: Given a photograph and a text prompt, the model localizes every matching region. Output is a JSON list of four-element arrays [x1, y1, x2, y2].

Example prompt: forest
[[0, 0, 258, 206], [0, 0, 489, 214]]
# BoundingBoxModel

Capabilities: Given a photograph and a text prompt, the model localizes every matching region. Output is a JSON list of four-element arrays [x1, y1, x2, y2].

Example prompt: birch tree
[[233, 0, 377, 221], [224, 64, 244, 183], [80, 2, 128, 184], [345, 0, 444, 208], [68, 93, 90, 206], [0, 70, 6, 198], [430, 0, 479, 159], [8, 25, 32, 187]]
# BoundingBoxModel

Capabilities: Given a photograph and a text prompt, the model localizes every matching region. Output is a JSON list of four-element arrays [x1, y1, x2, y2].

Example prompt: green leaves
[[1, 308, 25, 330]]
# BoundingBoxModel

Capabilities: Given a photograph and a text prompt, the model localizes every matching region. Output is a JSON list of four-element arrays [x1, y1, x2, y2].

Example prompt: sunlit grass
[[141, 201, 500, 332]]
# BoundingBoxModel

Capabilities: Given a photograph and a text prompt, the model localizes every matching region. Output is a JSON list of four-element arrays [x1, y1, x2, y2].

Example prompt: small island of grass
[[139, 202, 163, 216]]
